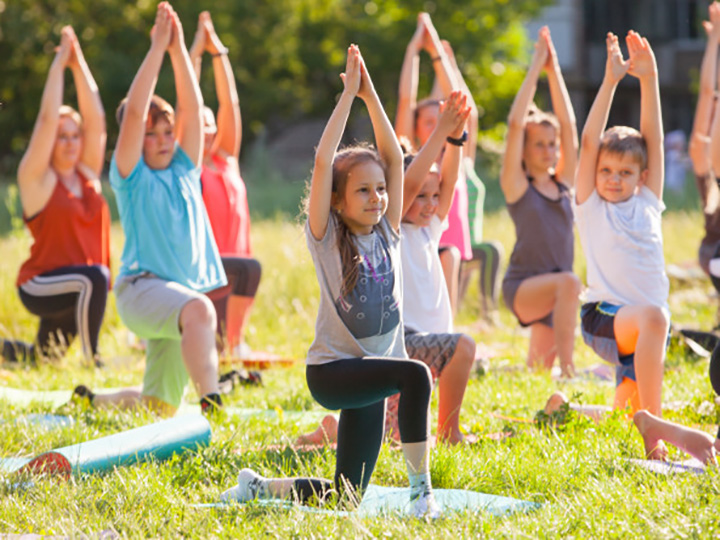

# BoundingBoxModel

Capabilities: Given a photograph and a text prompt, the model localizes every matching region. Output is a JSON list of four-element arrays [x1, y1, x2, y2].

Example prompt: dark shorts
[[581, 301, 675, 387], [502, 276, 553, 328]]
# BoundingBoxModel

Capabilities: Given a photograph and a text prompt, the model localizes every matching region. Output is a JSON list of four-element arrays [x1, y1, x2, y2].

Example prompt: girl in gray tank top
[[499, 27, 580, 379]]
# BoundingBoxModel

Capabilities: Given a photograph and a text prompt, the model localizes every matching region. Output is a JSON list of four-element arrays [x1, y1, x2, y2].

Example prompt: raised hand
[[605, 32, 629, 84], [542, 27, 557, 71], [420, 13, 440, 56], [201, 12, 225, 55], [55, 26, 74, 67], [626, 30, 657, 80], [150, 2, 173, 52], [408, 12, 426, 51], [531, 26, 550, 69], [189, 11, 208, 56], [437, 90, 471, 138], [357, 48, 377, 102], [339, 44, 361, 97], [167, 4, 186, 57], [705, 2, 720, 41]]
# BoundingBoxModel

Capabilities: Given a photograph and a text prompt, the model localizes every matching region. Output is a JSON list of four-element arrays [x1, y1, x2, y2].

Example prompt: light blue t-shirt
[[109, 144, 227, 293]]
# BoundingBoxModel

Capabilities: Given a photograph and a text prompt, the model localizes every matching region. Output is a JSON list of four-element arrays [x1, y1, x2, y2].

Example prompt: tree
[[0, 0, 552, 176]]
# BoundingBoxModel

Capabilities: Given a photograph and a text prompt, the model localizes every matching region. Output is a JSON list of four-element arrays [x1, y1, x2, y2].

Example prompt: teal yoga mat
[[1, 415, 211, 477], [203, 484, 540, 518], [626, 458, 705, 474]]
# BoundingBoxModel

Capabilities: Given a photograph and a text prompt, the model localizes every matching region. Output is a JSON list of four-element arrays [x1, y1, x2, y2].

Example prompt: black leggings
[[291, 357, 432, 503], [208, 256, 261, 339], [16, 265, 109, 361]]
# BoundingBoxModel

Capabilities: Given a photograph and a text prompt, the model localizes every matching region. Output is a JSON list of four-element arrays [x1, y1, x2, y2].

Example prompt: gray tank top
[[504, 178, 574, 283]]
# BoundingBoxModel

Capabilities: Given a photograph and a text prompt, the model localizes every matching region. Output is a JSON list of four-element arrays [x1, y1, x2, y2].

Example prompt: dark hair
[[598, 126, 648, 170], [115, 94, 175, 128], [331, 145, 386, 296]]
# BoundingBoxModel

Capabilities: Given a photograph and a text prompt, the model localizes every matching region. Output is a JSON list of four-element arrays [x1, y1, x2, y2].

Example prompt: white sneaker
[[220, 468, 266, 503], [410, 490, 442, 519]]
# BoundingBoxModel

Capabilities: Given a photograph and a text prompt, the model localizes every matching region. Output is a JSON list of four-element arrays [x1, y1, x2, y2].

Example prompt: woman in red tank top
[[189, 12, 261, 359], [2, 26, 110, 367]]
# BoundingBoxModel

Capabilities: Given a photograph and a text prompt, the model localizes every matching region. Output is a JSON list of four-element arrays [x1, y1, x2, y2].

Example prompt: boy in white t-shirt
[[569, 31, 669, 459]]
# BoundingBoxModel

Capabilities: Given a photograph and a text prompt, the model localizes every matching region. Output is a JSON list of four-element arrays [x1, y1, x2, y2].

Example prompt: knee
[[639, 306, 670, 334], [180, 296, 217, 332], [557, 272, 582, 298], [87, 265, 110, 291], [440, 246, 461, 269], [454, 334, 476, 368], [406, 360, 433, 394]]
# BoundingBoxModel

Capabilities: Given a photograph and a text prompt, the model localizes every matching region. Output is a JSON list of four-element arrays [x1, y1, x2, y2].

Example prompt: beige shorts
[[115, 274, 205, 408]]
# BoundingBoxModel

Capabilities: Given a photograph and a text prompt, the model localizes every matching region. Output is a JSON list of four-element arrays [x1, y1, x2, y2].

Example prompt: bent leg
[[514, 272, 580, 375], [614, 305, 669, 416], [436, 334, 475, 444], [180, 296, 220, 397]]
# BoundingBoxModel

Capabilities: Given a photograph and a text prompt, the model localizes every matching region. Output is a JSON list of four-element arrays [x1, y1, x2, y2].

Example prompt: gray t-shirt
[[305, 214, 407, 365]]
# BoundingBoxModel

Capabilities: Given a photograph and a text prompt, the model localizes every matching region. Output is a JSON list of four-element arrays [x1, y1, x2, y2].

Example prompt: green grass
[[1, 202, 720, 536]]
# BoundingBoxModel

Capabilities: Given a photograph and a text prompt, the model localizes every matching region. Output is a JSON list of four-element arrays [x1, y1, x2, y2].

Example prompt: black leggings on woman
[[290, 357, 432, 503], [207, 256, 261, 342], [15, 264, 109, 361]]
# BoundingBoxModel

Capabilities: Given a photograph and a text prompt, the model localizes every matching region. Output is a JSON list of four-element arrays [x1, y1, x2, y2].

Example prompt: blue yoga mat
[[1, 415, 211, 476], [626, 458, 706, 474], [201, 484, 540, 518]]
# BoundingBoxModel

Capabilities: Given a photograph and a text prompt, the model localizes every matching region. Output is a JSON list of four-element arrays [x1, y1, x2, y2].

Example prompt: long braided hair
[[331, 146, 387, 297]]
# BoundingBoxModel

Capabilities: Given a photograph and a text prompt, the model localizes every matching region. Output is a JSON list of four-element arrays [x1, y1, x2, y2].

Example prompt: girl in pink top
[[190, 12, 261, 357]]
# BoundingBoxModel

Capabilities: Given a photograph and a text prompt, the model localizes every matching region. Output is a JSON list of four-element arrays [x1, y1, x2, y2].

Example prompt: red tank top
[[17, 173, 111, 286], [201, 154, 252, 257]]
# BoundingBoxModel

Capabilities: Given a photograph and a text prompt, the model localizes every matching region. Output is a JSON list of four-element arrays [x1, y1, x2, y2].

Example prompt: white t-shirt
[[401, 215, 453, 333], [575, 186, 669, 310]]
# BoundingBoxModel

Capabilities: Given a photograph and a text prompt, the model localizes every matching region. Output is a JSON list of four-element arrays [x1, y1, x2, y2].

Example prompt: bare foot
[[633, 410, 668, 461], [437, 429, 466, 445], [295, 414, 338, 446], [681, 430, 717, 465], [544, 391, 569, 415]]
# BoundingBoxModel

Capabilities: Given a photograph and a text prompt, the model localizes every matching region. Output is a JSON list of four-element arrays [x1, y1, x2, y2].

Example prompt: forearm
[[365, 91, 403, 170], [38, 59, 66, 123], [639, 74, 663, 150], [213, 53, 242, 155], [694, 36, 719, 136], [437, 144, 462, 219], [315, 91, 354, 168], [124, 47, 165, 123], [507, 62, 542, 128], [395, 45, 420, 138], [170, 49, 203, 130], [71, 62, 105, 136]]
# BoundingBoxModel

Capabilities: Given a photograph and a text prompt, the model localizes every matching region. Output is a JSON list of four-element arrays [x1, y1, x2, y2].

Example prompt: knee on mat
[[87, 265, 111, 291], [638, 305, 670, 334], [181, 296, 217, 331]]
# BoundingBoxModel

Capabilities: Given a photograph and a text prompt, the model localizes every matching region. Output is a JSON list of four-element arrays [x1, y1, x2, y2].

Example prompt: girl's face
[[143, 116, 175, 170], [415, 104, 440, 148], [403, 172, 440, 227], [52, 116, 82, 171], [334, 160, 388, 235], [523, 123, 558, 174]]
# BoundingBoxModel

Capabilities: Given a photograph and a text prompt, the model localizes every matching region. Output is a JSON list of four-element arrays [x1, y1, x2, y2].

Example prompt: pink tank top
[[439, 177, 472, 260], [201, 154, 252, 257]]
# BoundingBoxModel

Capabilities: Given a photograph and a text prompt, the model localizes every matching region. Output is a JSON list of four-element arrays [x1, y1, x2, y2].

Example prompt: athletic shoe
[[410, 490, 442, 519], [220, 468, 267, 503]]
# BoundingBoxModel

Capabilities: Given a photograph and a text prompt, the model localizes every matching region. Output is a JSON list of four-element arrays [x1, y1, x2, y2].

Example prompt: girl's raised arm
[[395, 15, 425, 142], [68, 29, 106, 178], [422, 15, 458, 100], [437, 97, 471, 221], [167, 8, 203, 167], [544, 29, 578, 188], [357, 49, 404, 232], [402, 91, 469, 218], [308, 46, 360, 240], [443, 40, 478, 164], [17, 28, 71, 194], [500, 28, 548, 204], [115, 3, 172, 178]]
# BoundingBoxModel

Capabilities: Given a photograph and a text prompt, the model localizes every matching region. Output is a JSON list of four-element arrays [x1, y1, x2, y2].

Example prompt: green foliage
[[0, 0, 552, 175]]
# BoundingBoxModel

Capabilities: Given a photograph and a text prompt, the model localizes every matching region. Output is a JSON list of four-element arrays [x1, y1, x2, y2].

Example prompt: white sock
[[408, 471, 432, 499]]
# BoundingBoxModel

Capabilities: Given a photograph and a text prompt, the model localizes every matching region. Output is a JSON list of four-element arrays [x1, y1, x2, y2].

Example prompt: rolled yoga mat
[[1, 414, 211, 477]]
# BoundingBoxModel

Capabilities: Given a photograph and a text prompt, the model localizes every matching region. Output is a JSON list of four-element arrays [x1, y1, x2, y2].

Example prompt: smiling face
[[523, 122, 558, 175], [51, 116, 82, 171], [403, 172, 440, 227], [143, 116, 175, 170], [595, 150, 648, 203], [333, 160, 388, 235]]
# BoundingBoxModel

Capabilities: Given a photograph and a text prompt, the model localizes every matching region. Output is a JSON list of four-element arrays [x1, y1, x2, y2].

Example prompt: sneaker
[[410, 490, 442, 519], [220, 468, 267, 503]]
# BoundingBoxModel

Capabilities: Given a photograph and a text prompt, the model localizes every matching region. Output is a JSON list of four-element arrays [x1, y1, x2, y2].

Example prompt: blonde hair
[[115, 94, 175, 128], [59, 105, 82, 128], [331, 146, 387, 296], [598, 126, 648, 169], [524, 103, 559, 133]]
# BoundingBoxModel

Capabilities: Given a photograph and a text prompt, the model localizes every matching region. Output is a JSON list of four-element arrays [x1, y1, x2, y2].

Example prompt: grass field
[[1, 183, 719, 537]]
